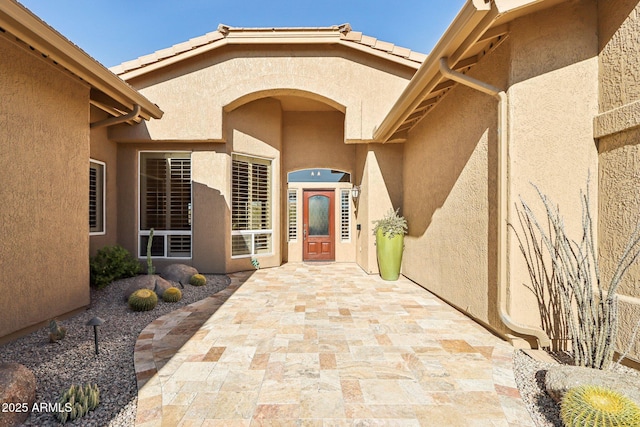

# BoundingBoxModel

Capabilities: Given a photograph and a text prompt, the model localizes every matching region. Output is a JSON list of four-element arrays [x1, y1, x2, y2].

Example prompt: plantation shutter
[[232, 155, 271, 231], [341, 189, 350, 240]]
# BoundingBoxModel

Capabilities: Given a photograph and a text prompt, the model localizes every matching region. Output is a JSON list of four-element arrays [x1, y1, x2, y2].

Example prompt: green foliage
[[251, 257, 260, 270], [54, 383, 100, 424], [128, 289, 158, 312], [561, 385, 640, 427], [90, 245, 141, 289], [189, 274, 207, 287], [146, 228, 155, 275], [162, 287, 182, 303], [372, 209, 408, 239], [48, 319, 66, 343]]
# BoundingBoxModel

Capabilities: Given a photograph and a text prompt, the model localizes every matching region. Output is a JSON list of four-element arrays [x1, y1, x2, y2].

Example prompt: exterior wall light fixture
[[351, 185, 361, 201]]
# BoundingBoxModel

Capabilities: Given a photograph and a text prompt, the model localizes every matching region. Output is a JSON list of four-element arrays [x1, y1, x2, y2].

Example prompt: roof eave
[[0, 0, 163, 120], [373, 0, 563, 142]]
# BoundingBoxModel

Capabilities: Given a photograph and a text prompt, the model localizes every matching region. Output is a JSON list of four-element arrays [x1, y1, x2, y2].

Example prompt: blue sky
[[19, 0, 466, 67]]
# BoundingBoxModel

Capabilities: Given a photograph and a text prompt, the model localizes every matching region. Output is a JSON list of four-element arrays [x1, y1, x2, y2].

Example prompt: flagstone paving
[[133, 263, 534, 426]]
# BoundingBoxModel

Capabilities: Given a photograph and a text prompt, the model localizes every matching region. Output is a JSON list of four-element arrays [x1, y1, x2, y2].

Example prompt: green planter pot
[[376, 229, 404, 281]]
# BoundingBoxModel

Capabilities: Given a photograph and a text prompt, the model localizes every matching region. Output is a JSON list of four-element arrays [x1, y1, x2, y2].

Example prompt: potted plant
[[372, 209, 407, 281]]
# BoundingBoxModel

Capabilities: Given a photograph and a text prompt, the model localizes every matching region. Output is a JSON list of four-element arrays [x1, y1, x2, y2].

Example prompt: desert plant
[[561, 384, 640, 427], [146, 228, 155, 275], [128, 289, 158, 311], [162, 287, 182, 302], [54, 383, 100, 424], [189, 274, 207, 287], [511, 181, 640, 369], [90, 245, 141, 289], [372, 209, 408, 238], [48, 319, 66, 343]]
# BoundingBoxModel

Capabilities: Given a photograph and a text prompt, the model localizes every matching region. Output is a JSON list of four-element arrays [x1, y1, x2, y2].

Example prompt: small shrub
[[372, 209, 408, 239], [128, 289, 158, 311], [48, 319, 66, 343], [189, 274, 207, 287], [162, 287, 182, 302], [561, 384, 640, 427], [54, 383, 100, 424], [90, 245, 141, 289]]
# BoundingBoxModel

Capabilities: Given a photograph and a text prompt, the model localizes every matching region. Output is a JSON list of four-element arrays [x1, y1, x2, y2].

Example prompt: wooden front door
[[303, 190, 335, 261]]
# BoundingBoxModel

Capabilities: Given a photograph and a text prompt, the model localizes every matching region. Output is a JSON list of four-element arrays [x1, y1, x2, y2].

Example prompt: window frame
[[138, 151, 193, 259], [340, 188, 351, 242], [288, 189, 298, 242], [89, 159, 106, 236], [231, 153, 274, 259]]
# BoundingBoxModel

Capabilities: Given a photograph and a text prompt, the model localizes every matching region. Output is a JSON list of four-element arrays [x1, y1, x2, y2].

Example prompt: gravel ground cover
[[513, 348, 640, 427], [0, 274, 230, 427]]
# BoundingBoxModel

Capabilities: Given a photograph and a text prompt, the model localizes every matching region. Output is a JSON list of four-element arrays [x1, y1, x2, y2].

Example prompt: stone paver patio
[[133, 263, 534, 426]]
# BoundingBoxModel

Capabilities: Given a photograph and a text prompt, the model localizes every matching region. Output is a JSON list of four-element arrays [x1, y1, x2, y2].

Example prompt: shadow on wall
[[192, 181, 229, 273], [597, 0, 638, 53]]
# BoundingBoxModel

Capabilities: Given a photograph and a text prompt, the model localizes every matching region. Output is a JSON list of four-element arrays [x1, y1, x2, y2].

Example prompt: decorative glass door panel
[[303, 190, 335, 261]]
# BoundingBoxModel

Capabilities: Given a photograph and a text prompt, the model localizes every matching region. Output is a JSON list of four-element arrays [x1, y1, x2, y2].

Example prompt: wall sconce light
[[351, 185, 361, 201], [86, 317, 105, 355]]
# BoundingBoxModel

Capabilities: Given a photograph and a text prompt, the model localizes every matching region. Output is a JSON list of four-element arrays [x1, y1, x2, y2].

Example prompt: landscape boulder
[[545, 364, 640, 407], [152, 276, 173, 298], [0, 363, 36, 427], [161, 264, 198, 287], [123, 275, 156, 301]]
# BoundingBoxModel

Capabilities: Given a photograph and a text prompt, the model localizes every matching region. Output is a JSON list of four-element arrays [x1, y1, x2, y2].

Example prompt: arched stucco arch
[[224, 89, 346, 114], [213, 73, 362, 142]]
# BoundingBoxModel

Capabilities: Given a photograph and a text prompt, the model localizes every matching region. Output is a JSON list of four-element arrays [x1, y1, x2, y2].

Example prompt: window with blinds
[[288, 190, 297, 241], [139, 152, 192, 258], [232, 154, 272, 257], [341, 189, 350, 241], [89, 160, 105, 235]]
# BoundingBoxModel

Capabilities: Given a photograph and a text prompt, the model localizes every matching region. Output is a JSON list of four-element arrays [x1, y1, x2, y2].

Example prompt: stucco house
[[1, 0, 640, 366]]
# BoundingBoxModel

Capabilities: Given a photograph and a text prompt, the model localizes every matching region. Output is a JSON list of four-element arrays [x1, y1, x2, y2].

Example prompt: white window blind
[[232, 154, 272, 257], [288, 190, 297, 241], [139, 153, 192, 258], [89, 160, 105, 234], [341, 189, 350, 241]]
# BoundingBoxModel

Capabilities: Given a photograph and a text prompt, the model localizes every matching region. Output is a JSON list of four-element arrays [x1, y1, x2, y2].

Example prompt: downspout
[[90, 104, 141, 129], [438, 57, 550, 348]]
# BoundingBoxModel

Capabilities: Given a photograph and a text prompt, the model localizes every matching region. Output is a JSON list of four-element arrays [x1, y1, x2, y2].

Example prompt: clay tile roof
[[111, 23, 425, 77]]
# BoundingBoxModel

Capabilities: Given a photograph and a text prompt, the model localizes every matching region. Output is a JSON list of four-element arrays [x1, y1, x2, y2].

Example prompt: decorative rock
[[122, 275, 155, 301], [153, 276, 173, 298], [161, 264, 198, 287], [545, 364, 640, 407], [0, 363, 36, 427]]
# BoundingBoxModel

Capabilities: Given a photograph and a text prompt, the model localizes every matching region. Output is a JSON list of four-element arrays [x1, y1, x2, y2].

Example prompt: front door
[[303, 190, 335, 261]]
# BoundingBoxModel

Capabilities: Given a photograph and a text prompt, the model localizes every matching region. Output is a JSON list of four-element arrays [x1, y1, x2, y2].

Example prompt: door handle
[[304, 226, 307, 240]]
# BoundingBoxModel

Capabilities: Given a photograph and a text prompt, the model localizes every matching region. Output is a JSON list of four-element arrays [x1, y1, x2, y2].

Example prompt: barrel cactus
[[189, 274, 207, 287], [128, 289, 158, 311], [162, 287, 182, 302], [54, 383, 100, 424], [561, 384, 640, 427]]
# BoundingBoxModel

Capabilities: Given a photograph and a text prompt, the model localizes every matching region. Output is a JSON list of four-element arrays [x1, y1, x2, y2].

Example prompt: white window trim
[[231, 152, 275, 259], [288, 189, 298, 242], [137, 151, 193, 259], [89, 159, 106, 236], [340, 188, 351, 242]]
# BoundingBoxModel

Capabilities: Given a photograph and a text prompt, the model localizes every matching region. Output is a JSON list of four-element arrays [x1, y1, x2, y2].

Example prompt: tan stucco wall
[[281, 111, 357, 263], [111, 45, 414, 143], [506, 0, 599, 329], [356, 144, 404, 275], [0, 36, 90, 340], [89, 107, 119, 255], [597, 0, 640, 362], [401, 45, 502, 329], [401, 0, 599, 337]]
